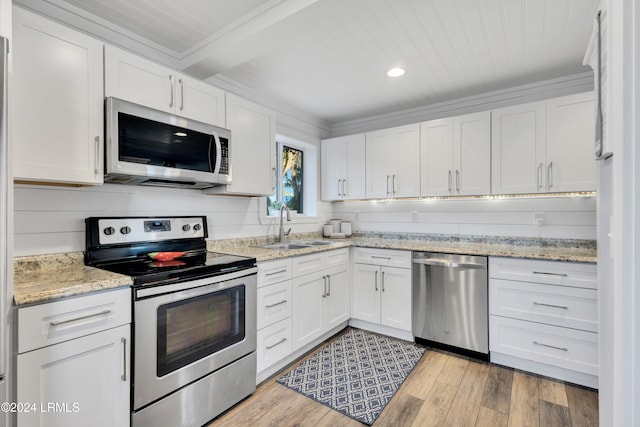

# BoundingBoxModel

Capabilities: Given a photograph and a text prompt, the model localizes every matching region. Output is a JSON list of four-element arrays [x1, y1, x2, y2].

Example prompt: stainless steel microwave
[[104, 97, 231, 189]]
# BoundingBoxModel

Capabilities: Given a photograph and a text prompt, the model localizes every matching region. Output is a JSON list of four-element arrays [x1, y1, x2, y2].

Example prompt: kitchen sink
[[255, 240, 338, 250]]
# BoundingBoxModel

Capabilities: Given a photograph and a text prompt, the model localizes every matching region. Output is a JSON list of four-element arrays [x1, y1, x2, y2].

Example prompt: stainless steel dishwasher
[[412, 252, 488, 358]]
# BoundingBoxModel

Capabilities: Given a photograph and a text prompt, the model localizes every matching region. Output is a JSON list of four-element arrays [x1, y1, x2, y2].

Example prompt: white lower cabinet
[[16, 288, 131, 427], [351, 248, 412, 336], [256, 248, 349, 378], [489, 257, 598, 388]]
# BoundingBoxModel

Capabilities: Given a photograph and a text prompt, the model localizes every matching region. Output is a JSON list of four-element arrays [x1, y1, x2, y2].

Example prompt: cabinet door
[[380, 267, 412, 331], [491, 101, 546, 194], [292, 273, 324, 350], [321, 137, 346, 201], [177, 75, 226, 127], [545, 92, 596, 192], [104, 45, 174, 114], [17, 325, 130, 427], [344, 133, 366, 200], [351, 264, 381, 323], [455, 111, 491, 196], [206, 94, 276, 196], [12, 8, 104, 184], [324, 266, 350, 330], [389, 124, 421, 198], [365, 128, 393, 198], [420, 118, 454, 196]]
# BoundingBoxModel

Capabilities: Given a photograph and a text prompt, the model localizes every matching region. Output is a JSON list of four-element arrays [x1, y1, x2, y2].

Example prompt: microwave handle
[[212, 134, 222, 175]]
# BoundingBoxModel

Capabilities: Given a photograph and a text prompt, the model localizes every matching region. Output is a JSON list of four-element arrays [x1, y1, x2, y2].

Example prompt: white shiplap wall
[[332, 196, 596, 240], [14, 184, 332, 256]]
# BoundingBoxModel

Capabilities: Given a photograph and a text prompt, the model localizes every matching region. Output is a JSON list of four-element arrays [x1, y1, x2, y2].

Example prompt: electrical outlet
[[533, 212, 545, 226]]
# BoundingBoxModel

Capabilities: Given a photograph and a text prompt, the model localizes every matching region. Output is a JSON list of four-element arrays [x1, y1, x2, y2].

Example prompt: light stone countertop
[[14, 233, 596, 306], [13, 252, 132, 306]]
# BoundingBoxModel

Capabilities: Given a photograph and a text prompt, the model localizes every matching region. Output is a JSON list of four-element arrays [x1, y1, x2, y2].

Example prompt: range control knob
[[103, 226, 115, 236], [120, 226, 131, 235], [193, 224, 202, 231], [182, 224, 191, 232]]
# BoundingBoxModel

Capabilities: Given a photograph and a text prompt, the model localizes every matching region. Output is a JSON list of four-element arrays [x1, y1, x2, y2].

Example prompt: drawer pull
[[265, 269, 287, 276], [533, 341, 568, 352], [266, 337, 288, 350], [49, 309, 111, 326], [533, 271, 568, 277], [121, 337, 127, 382], [533, 302, 569, 310], [371, 256, 392, 260], [265, 300, 287, 308]]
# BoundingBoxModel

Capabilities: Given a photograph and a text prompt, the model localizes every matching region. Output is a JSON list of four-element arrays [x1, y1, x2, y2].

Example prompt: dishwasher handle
[[412, 257, 486, 270]]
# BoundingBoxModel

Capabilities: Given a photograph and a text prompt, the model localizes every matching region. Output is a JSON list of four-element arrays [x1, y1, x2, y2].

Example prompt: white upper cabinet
[[365, 124, 420, 199], [12, 7, 104, 185], [492, 92, 595, 195], [104, 45, 225, 127], [204, 93, 276, 196], [492, 101, 547, 194], [545, 92, 596, 192], [421, 111, 491, 196], [321, 134, 365, 201]]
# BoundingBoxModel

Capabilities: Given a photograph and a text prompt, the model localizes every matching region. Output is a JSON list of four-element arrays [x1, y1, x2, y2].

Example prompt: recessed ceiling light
[[174, 132, 187, 137], [387, 67, 406, 78]]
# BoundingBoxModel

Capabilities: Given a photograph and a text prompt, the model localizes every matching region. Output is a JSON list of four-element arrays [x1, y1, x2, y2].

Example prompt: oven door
[[133, 267, 257, 410]]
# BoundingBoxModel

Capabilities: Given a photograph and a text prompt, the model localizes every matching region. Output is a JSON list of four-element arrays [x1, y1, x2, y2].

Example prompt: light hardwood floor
[[210, 336, 598, 427]]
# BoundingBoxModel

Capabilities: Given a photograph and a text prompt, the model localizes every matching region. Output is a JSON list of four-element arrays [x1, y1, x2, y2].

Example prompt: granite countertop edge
[[14, 234, 597, 306]]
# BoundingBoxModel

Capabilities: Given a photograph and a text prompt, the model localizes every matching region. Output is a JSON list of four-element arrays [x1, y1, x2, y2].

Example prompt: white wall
[[332, 196, 596, 240], [14, 184, 332, 256]]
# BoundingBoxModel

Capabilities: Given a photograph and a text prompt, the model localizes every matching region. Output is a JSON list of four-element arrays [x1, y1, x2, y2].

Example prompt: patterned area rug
[[276, 328, 426, 425]]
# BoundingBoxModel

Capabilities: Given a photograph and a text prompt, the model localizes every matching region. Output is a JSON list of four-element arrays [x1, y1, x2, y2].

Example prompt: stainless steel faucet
[[279, 205, 291, 242]]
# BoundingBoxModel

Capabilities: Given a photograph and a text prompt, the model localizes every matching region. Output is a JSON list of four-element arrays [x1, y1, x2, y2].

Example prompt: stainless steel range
[[85, 216, 257, 427]]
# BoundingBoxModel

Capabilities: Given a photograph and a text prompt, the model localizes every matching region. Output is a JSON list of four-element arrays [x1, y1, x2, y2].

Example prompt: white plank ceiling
[[20, 0, 600, 124]]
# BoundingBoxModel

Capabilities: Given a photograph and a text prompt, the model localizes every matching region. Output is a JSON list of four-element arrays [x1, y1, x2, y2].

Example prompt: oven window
[[156, 285, 245, 377], [118, 112, 216, 173]]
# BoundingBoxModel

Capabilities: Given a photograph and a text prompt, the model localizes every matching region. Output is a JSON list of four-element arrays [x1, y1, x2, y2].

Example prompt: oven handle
[[135, 266, 258, 299]]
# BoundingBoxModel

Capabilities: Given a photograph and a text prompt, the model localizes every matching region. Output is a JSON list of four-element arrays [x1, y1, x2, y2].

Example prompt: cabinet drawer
[[325, 248, 349, 267], [257, 318, 293, 373], [490, 279, 597, 332], [257, 281, 292, 329], [352, 247, 411, 268], [258, 258, 292, 287], [292, 252, 325, 276], [489, 257, 597, 289], [490, 315, 598, 376], [18, 288, 131, 354]]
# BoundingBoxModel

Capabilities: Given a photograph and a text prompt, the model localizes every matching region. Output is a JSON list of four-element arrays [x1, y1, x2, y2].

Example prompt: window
[[267, 142, 304, 216]]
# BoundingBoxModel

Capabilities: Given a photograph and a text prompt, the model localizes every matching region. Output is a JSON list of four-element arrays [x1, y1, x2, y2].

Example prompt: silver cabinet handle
[[537, 163, 543, 191], [121, 337, 127, 382], [455, 170, 460, 193], [337, 179, 341, 196], [392, 174, 396, 195], [169, 75, 174, 108], [49, 309, 111, 326], [266, 337, 288, 350], [533, 341, 568, 352], [179, 78, 184, 111], [374, 270, 378, 291], [381, 271, 385, 292], [327, 274, 331, 296], [265, 269, 287, 276], [343, 179, 347, 196], [386, 175, 390, 195], [94, 136, 100, 175], [533, 302, 569, 310], [371, 256, 391, 260], [533, 271, 568, 277], [272, 167, 277, 190], [265, 300, 287, 308], [448, 170, 452, 193], [547, 161, 553, 190], [322, 275, 327, 297]]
